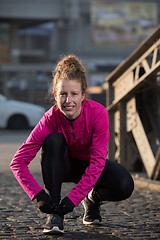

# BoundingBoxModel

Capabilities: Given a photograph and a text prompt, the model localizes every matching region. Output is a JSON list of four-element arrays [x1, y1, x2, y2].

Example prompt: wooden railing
[[106, 26, 160, 179]]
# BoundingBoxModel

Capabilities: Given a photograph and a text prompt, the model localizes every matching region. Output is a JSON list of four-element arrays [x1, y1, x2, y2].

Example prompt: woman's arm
[[10, 112, 54, 200]]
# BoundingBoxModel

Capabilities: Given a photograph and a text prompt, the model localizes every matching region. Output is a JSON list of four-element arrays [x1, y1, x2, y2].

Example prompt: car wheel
[[7, 114, 29, 130]]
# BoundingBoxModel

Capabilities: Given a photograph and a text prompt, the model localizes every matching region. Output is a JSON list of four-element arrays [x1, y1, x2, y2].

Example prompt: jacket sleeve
[[10, 112, 54, 200], [67, 108, 110, 206]]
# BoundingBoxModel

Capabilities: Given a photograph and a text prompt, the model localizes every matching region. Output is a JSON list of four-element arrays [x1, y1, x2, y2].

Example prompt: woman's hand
[[55, 197, 75, 215], [36, 190, 54, 214]]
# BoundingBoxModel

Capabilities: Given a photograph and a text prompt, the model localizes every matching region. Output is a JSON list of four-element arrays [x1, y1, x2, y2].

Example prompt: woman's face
[[54, 79, 86, 120]]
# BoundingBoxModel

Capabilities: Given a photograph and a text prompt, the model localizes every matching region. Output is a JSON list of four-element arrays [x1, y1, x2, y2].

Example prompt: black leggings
[[41, 133, 134, 205]]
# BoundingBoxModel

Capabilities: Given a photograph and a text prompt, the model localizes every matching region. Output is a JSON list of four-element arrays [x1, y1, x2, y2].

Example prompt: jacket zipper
[[70, 121, 75, 140]]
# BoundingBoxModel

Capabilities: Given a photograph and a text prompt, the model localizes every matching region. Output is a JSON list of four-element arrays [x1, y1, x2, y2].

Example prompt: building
[[0, 0, 159, 105]]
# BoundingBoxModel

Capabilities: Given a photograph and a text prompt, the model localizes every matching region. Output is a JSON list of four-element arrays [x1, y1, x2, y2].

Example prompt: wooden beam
[[114, 110, 120, 163], [152, 47, 158, 68], [152, 146, 160, 180], [142, 59, 150, 73], [135, 65, 140, 81], [119, 102, 127, 167], [132, 113, 156, 178], [126, 98, 137, 132]]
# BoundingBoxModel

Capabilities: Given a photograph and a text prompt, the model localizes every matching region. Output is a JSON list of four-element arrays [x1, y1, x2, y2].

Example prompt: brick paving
[[0, 172, 160, 240]]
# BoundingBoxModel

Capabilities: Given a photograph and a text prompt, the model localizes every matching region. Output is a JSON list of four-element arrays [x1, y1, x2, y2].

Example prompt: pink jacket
[[10, 99, 110, 206]]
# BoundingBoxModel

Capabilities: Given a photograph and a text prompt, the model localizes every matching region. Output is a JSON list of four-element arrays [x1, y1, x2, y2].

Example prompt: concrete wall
[[0, 0, 160, 71], [0, 0, 62, 19]]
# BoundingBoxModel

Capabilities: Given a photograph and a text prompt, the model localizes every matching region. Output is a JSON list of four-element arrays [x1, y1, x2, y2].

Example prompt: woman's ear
[[82, 90, 87, 101], [53, 91, 57, 101]]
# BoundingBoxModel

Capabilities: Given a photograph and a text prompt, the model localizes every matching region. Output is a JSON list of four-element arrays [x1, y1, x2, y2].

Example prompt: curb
[[132, 174, 160, 192]]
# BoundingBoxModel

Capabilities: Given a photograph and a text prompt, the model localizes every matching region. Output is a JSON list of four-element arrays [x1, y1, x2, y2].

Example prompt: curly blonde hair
[[52, 55, 87, 94]]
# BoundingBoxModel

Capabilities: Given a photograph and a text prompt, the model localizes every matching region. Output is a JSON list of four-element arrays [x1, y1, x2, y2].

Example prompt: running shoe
[[43, 214, 64, 234], [82, 195, 102, 225]]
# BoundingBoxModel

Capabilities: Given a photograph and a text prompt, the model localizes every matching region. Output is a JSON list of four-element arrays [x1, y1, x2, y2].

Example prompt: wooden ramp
[[106, 26, 160, 180]]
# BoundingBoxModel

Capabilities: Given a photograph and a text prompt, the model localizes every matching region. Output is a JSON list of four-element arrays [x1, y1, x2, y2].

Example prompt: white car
[[0, 94, 45, 129]]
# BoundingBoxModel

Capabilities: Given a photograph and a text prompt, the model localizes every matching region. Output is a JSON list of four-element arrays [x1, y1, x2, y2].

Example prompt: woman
[[10, 55, 134, 235]]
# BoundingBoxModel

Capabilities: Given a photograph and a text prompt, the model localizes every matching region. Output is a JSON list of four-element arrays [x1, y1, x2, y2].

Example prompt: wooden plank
[[152, 47, 158, 68], [152, 146, 160, 180], [135, 65, 140, 81], [142, 59, 150, 73], [126, 133, 140, 171], [126, 98, 137, 132], [132, 113, 156, 178], [114, 110, 120, 133], [108, 110, 116, 160], [114, 110, 120, 162], [113, 71, 134, 100], [119, 102, 127, 167], [115, 133, 120, 163], [107, 81, 113, 107]]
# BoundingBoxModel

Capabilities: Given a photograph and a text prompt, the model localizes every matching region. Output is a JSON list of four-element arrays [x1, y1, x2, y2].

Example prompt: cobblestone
[[0, 172, 160, 240]]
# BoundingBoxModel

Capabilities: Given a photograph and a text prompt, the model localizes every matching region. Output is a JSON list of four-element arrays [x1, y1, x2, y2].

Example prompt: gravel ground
[[0, 172, 160, 240]]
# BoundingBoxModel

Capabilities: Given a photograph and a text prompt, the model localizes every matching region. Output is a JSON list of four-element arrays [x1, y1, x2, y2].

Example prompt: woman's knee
[[119, 174, 134, 200], [108, 160, 134, 199], [95, 160, 134, 201], [94, 177, 134, 202]]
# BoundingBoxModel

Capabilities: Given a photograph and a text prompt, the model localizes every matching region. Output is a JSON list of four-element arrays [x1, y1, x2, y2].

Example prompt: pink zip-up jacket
[[10, 99, 110, 206]]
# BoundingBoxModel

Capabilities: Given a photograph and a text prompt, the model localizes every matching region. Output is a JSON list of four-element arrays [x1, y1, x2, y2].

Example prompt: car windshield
[[0, 94, 7, 101]]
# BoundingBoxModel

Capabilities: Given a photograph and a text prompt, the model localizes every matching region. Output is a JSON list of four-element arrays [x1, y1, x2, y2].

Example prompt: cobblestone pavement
[[0, 172, 160, 240]]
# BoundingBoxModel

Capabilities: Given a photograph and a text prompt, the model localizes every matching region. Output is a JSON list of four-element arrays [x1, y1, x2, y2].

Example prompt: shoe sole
[[83, 218, 102, 225], [43, 226, 64, 235]]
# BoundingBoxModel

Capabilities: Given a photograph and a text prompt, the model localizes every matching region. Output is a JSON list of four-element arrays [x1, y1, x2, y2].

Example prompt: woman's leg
[[41, 133, 72, 205], [92, 159, 134, 202], [41, 132, 89, 206]]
